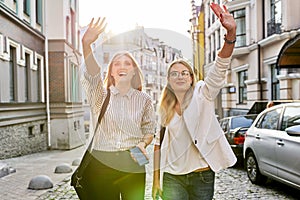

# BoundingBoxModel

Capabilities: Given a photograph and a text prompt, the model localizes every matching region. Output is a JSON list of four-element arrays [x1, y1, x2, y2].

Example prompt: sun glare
[[105, 17, 136, 34], [79, 0, 139, 35], [79, 0, 193, 59]]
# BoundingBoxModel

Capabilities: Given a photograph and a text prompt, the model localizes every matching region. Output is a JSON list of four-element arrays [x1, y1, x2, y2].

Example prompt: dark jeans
[[84, 150, 146, 200], [162, 170, 215, 200]]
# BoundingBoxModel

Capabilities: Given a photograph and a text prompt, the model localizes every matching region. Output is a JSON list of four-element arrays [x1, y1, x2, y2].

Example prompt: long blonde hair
[[104, 51, 144, 91], [158, 59, 197, 126]]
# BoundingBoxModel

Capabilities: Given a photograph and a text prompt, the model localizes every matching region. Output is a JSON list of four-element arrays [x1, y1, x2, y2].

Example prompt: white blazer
[[160, 56, 237, 173]]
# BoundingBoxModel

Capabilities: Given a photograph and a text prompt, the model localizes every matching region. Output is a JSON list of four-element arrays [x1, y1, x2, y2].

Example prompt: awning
[[277, 34, 300, 68]]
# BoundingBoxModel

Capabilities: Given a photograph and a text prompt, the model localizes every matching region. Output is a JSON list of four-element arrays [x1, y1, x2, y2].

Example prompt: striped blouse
[[81, 66, 156, 152]]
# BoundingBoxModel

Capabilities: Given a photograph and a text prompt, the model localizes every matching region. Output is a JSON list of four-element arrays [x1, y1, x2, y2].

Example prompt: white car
[[243, 103, 300, 190]]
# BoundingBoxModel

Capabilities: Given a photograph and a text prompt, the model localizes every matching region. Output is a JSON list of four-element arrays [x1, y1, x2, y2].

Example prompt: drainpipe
[[262, 0, 265, 40], [258, 44, 263, 100], [259, 0, 265, 100], [44, 1, 51, 148]]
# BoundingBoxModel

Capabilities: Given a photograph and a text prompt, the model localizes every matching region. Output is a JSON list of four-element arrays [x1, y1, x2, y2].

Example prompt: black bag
[[70, 150, 93, 199], [71, 89, 110, 199]]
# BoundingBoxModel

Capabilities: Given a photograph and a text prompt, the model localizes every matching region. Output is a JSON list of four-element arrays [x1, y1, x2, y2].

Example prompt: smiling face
[[110, 54, 136, 85], [168, 63, 193, 93]]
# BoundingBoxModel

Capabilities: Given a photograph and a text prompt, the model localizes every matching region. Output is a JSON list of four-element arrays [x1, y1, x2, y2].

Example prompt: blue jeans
[[162, 170, 215, 200]]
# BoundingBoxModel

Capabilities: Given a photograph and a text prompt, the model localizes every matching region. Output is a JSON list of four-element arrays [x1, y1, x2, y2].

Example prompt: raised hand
[[82, 17, 107, 47], [210, 3, 236, 33], [82, 17, 107, 76], [210, 3, 236, 57]]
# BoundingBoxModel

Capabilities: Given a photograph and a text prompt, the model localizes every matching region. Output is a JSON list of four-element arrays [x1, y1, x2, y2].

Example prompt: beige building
[[200, 0, 300, 118], [0, 0, 84, 159]]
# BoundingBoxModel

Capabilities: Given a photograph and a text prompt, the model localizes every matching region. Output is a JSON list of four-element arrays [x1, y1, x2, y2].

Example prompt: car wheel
[[246, 152, 267, 184]]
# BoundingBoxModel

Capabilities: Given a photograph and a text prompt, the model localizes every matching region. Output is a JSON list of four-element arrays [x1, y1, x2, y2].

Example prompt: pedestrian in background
[[152, 3, 237, 200], [81, 17, 156, 199], [266, 101, 274, 108]]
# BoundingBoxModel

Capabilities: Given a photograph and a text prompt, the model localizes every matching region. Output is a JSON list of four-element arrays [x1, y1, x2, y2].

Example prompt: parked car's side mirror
[[285, 125, 300, 136]]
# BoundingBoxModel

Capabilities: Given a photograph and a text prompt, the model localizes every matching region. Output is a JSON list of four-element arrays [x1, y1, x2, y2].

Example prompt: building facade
[[45, 0, 84, 150], [195, 0, 300, 118], [0, 0, 84, 159]]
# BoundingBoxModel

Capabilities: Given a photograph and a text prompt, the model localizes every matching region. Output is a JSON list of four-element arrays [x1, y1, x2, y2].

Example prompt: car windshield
[[231, 116, 256, 129]]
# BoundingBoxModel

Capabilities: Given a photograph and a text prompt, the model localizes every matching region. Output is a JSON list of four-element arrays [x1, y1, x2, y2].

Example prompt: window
[[70, 9, 76, 46], [271, 0, 282, 24], [216, 29, 220, 50], [70, 63, 79, 102], [232, 9, 246, 47], [211, 34, 215, 62], [40, 124, 45, 133], [23, 0, 30, 16], [268, 0, 282, 36], [208, 37, 212, 63], [66, 16, 70, 43], [281, 106, 300, 131], [231, 116, 256, 129], [28, 126, 34, 137], [36, 0, 43, 25], [271, 64, 280, 100], [220, 119, 229, 133], [259, 108, 282, 130], [9, 46, 17, 102], [238, 70, 247, 104]]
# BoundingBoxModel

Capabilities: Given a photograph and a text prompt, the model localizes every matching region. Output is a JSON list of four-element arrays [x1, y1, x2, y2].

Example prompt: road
[[37, 164, 299, 200], [213, 164, 299, 200]]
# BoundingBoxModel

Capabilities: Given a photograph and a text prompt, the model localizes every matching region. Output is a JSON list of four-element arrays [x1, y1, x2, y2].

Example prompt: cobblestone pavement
[[1, 144, 299, 200], [213, 166, 299, 200], [36, 165, 299, 200]]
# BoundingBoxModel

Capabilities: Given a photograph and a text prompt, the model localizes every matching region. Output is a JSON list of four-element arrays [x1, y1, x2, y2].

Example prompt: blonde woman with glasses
[[152, 3, 237, 200]]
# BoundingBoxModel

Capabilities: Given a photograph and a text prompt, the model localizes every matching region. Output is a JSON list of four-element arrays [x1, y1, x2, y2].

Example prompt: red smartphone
[[130, 147, 149, 166]]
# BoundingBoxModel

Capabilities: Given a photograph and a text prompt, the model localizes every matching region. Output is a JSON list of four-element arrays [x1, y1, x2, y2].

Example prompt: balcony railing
[[267, 18, 282, 36]]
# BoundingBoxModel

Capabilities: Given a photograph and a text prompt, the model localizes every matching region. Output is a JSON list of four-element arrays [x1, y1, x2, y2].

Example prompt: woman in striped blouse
[[81, 17, 156, 200]]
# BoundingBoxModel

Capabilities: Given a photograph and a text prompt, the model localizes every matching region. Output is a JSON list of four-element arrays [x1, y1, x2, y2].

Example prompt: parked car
[[219, 114, 257, 162], [243, 103, 300, 190]]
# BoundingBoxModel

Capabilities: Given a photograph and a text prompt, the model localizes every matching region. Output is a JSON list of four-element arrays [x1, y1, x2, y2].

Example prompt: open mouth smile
[[118, 72, 127, 76]]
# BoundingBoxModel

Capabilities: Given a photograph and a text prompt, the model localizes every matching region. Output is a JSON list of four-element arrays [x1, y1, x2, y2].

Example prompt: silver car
[[243, 103, 300, 190]]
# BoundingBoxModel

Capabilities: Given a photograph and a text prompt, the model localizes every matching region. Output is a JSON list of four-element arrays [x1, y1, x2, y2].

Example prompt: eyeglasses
[[169, 70, 191, 79]]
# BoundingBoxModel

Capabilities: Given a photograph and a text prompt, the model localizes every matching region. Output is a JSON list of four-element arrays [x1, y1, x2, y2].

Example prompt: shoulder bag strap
[[86, 88, 111, 151], [75, 89, 111, 179], [159, 126, 166, 145]]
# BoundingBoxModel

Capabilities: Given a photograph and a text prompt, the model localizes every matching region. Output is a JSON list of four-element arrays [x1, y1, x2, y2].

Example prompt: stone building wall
[[0, 120, 48, 159]]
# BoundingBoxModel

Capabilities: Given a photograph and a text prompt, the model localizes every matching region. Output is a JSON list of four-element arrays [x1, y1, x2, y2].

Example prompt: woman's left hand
[[210, 3, 236, 33]]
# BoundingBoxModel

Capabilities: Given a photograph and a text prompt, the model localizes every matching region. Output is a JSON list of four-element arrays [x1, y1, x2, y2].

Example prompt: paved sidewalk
[[0, 145, 86, 200], [0, 143, 155, 200]]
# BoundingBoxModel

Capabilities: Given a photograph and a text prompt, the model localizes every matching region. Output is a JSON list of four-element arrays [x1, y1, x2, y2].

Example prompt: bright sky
[[79, 0, 194, 60]]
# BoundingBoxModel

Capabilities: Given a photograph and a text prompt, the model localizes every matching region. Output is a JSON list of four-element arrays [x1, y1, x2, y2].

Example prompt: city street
[[213, 165, 299, 200], [36, 164, 299, 200], [1, 142, 299, 200]]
